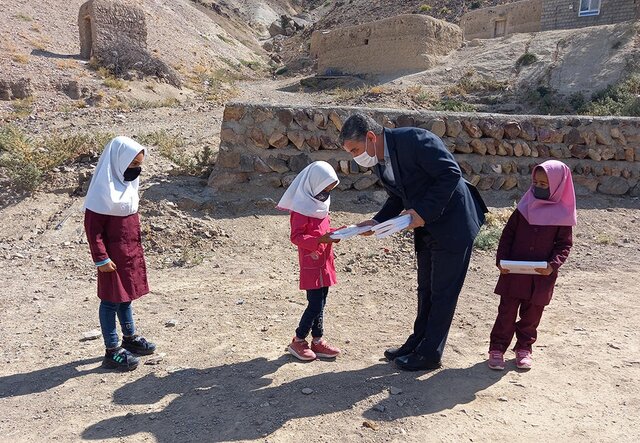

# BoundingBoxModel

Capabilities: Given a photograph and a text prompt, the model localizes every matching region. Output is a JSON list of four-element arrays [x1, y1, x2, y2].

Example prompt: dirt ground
[[1, 139, 639, 441], [2, 0, 640, 440]]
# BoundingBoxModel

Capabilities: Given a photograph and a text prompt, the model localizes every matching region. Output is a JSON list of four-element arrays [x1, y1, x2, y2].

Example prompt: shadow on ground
[[0, 357, 102, 398], [82, 358, 506, 441]]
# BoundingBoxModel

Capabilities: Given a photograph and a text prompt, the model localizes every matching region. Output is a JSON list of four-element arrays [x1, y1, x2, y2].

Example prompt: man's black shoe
[[394, 352, 442, 371], [384, 346, 414, 361]]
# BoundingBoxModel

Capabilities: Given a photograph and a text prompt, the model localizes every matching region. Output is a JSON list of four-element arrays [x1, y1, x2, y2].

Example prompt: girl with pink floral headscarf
[[487, 160, 576, 371]]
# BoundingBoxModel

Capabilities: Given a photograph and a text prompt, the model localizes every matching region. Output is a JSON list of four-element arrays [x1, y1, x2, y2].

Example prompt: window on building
[[579, 0, 601, 17]]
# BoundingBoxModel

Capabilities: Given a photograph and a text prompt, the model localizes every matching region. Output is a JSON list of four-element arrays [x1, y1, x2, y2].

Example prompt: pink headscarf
[[517, 160, 577, 227]]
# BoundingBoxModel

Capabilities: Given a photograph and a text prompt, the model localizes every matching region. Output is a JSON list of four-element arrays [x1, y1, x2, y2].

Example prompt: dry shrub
[[474, 205, 515, 251], [94, 37, 181, 87], [0, 126, 112, 193]]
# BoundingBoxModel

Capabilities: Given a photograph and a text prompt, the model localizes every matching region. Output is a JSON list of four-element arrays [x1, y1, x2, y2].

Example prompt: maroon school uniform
[[84, 208, 149, 303], [494, 209, 573, 306]]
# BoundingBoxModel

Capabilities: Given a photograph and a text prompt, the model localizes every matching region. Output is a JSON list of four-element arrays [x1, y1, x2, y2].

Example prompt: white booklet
[[371, 214, 412, 239], [330, 224, 373, 240], [499, 260, 548, 275]]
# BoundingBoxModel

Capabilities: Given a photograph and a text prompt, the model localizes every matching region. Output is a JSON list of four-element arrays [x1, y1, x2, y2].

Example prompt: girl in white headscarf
[[83, 136, 156, 371], [277, 161, 343, 361]]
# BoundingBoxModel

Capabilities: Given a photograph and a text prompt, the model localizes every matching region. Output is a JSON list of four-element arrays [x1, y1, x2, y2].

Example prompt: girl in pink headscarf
[[487, 160, 576, 371]]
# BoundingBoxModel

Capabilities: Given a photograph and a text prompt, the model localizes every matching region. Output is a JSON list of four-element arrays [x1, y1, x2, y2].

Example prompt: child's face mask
[[124, 167, 142, 181], [532, 186, 550, 200], [314, 190, 331, 202]]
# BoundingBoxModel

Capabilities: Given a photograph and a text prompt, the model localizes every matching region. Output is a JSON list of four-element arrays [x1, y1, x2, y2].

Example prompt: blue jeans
[[295, 287, 328, 339], [99, 301, 135, 349]]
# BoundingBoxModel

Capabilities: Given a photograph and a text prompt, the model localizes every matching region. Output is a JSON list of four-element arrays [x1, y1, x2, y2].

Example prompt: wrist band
[[95, 258, 111, 267]]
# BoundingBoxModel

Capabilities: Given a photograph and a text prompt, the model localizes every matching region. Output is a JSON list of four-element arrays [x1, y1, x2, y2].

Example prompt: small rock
[[236, 299, 245, 305], [608, 343, 621, 350], [80, 329, 101, 341], [301, 388, 313, 395], [389, 386, 402, 395], [362, 420, 378, 430], [144, 353, 166, 365], [165, 319, 177, 327], [498, 396, 508, 402], [373, 404, 386, 412]]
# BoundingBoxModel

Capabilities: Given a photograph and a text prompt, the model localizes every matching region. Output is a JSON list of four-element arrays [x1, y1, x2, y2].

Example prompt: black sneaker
[[102, 347, 139, 371], [122, 335, 156, 355]]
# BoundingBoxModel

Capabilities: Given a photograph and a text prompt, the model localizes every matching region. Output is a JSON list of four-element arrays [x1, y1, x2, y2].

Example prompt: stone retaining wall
[[208, 103, 640, 197]]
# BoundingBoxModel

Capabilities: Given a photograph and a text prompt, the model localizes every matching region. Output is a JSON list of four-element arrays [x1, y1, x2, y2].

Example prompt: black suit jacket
[[373, 127, 488, 252]]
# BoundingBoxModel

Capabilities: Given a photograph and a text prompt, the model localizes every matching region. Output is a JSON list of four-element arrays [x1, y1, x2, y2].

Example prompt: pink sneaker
[[311, 338, 341, 358], [488, 350, 505, 370], [288, 338, 316, 361], [515, 349, 533, 369]]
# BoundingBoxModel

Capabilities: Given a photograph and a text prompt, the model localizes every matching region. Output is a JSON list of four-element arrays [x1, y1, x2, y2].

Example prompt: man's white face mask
[[353, 137, 378, 167]]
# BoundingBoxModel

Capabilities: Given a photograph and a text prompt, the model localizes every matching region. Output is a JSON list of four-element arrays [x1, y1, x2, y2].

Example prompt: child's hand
[[535, 263, 553, 275], [356, 219, 377, 236], [98, 261, 117, 273], [497, 264, 510, 274], [318, 233, 340, 244]]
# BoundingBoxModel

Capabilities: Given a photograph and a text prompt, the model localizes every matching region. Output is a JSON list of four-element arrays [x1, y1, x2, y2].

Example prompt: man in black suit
[[340, 113, 487, 371]]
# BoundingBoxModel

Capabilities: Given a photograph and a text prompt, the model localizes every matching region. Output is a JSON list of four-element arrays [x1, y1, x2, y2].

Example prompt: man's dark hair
[[339, 113, 383, 144]]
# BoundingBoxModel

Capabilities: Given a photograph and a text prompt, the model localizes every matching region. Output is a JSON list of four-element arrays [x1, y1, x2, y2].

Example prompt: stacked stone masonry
[[540, 0, 637, 32], [208, 103, 640, 197]]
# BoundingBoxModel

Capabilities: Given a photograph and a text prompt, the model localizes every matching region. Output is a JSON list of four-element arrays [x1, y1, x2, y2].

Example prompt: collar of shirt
[[380, 134, 396, 185], [382, 135, 390, 165]]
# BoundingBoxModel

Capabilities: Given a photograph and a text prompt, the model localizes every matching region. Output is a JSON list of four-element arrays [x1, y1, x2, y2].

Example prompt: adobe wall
[[541, 0, 637, 31], [209, 103, 640, 197], [309, 14, 462, 77], [78, 0, 147, 60], [460, 0, 543, 40]]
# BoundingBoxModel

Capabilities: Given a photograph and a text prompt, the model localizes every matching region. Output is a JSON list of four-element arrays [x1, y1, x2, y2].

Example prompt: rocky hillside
[[314, 0, 519, 30], [1, 0, 638, 118]]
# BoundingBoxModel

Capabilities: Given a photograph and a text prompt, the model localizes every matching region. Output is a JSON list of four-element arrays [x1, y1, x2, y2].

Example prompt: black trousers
[[404, 234, 473, 363], [295, 287, 328, 339]]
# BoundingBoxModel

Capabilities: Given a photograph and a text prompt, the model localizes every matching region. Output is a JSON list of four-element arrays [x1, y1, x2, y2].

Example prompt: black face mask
[[123, 167, 142, 182], [314, 190, 331, 202], [533, 186, 550, 200]]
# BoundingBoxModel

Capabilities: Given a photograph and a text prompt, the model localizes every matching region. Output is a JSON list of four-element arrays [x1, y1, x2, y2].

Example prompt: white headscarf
[[277, 161, 339, 219], [83, 136, 146, 216]]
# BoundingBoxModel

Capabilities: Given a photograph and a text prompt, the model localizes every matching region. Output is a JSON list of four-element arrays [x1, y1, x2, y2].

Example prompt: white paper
[[371, 214, 412, 238], [329, 224, 373, 240], [499, 260, 548, 275]]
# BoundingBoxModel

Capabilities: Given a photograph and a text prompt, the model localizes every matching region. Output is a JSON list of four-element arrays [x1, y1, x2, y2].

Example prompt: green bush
[[137, 131, 214, 176], [581, 75, 640, 116], [516, 52, 537, 68], [0, 126, 112, 192], [474, 205, 515, 251]]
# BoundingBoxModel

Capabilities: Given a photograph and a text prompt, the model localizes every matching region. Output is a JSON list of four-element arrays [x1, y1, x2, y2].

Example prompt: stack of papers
[[330, 225, 373, 240], [371, 214, 412, 238], [499, 260, 548, 275]]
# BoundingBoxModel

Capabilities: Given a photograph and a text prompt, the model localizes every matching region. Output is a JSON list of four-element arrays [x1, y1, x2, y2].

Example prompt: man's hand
[[535, 263, 553, 276], [497, 263, 510, 275], [98, 261, 117, 273], [356, 219, 378, 236], [402, 209, 425, 230]]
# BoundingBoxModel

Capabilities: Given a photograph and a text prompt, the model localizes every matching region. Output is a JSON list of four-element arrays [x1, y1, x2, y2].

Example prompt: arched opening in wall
[[494, 19, 506, 37], [79, 16, 93, 59]]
